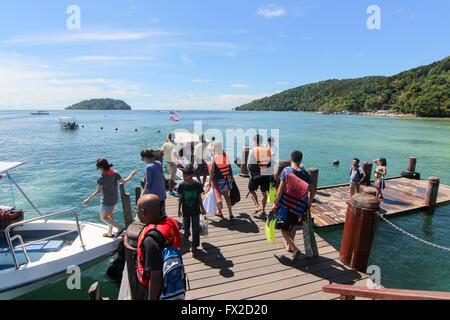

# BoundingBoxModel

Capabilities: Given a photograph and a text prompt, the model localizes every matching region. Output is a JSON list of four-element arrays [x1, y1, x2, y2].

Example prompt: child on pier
[[82, 158, 137, 238], [177, 165, 206, 257], [374, 157, 387, 199]]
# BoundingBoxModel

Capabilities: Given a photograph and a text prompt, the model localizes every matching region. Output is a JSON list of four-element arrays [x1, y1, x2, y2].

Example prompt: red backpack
[[0, 208, 24, 230]]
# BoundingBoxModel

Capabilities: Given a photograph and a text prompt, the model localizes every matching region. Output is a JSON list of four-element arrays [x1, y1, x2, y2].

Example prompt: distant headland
[[65, 98, 132, 110], [235, 56, 449, 117]]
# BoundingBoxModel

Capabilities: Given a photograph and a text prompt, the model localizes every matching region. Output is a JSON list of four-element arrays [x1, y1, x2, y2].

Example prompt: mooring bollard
[[339, 193, 380, 272], [308, 167, 319, 201], [240, 147, 250, 177], [424, 177, 440, 209], [407, 157, 417, 172], [361, 161, 373, 186], [120, 184, 134, 229], [124, 220, 145, 300], [135, 186, 141, 206]]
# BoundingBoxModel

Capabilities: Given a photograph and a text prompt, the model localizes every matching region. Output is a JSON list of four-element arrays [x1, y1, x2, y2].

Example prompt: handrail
[[322, 284, 450, 300], [4, 209, 86, 270]]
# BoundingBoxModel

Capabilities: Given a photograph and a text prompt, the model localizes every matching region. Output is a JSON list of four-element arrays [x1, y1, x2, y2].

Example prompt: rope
[[377, 213, 450, 252]]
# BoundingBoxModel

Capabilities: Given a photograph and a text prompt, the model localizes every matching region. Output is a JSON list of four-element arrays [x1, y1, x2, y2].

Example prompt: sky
[[0, 0, 449, 110]]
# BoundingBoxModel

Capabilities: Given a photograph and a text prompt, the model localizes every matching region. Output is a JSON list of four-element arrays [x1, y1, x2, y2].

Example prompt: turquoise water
[[0, 110, 449, 299]]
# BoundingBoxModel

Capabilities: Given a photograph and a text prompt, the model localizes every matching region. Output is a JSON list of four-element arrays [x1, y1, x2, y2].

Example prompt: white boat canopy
[[0, 162, 24, 174]]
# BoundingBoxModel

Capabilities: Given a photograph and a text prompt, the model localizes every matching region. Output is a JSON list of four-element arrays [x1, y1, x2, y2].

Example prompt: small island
[[65, 98, 132, 110]]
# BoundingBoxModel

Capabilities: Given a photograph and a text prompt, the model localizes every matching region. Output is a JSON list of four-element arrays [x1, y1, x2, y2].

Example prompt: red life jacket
[[253, 147, 271, 169], [279, 167, 310, 217], [213, 153, 231, 180], [136, 216, 181, 287]]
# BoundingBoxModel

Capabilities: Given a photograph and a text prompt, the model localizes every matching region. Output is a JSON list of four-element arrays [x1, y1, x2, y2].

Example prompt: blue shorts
[[100, 203, 115, 211]]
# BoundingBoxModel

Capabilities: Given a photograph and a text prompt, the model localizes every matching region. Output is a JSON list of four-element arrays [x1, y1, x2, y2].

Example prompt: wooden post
[[135, 186, 141, 206], [407, 157, 417, 172], [424, 177, 440, 209], [120, 184, 133, 229], [124, 221, 146, 300], [361, 161, 373, 186], [339, 193, 380, 272], [308, 167, 319, 201], [240, 147, 250, 177]]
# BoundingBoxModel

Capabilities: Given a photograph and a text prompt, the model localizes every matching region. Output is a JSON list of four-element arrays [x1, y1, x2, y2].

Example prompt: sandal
[[114, 228, 126, 238], [254, 209, 262, 215], [291, 250, 301, 262], [229, 215, 234, 221], [214, 213, 224, 218], [192, 248, 200, 258], [103, 233, 114, 238]]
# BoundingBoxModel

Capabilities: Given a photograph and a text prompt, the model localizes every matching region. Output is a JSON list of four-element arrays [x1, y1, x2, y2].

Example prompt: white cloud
[[64, 56, 154, 62], [257, 4, 286, 18], [191, 79, 212, 83], [6, 29, 175, 45], [230, 83, 249, 88], [181, 54, 192, 64]]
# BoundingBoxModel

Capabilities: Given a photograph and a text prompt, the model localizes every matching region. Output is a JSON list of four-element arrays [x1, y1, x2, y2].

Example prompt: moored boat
[[58, 117, 79, 129]]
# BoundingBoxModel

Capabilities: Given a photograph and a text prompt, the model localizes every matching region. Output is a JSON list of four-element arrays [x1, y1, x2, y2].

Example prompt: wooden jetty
[[310, 177, 450, 227], [115, 170, 450, 300]]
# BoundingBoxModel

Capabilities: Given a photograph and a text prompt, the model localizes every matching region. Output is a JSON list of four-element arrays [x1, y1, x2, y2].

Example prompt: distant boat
[[58, 117, 79, 130], [341, 111, 353, 115], [30, 111, 49, 115]]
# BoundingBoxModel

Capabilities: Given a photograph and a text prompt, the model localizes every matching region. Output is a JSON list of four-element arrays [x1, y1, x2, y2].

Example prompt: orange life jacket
[[213, 153, 232, 180], [254, 147, 272, 169], [136, 216, 181, 287]]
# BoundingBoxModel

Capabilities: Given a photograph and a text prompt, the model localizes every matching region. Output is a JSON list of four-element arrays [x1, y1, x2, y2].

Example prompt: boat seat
[[0, 240, 64, 253]]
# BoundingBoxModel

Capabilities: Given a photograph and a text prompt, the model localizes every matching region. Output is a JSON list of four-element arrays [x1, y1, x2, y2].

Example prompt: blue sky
[[1, 0, 449, 110]]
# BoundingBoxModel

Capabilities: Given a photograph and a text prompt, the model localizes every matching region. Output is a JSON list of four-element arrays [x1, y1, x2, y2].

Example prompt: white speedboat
[[30, 111, 49, 115], [0, 162, 121, 300], [58, 117, 79, 129]]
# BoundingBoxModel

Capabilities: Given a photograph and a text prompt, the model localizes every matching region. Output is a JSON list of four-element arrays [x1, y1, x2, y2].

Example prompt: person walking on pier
[[194, 134, 210, 186], [349, 158, 366, 197], [141, 149, 167, 213], [207, 140, 234, 220], [272, 151, 312, 261], [247, 134, 272, 216], [374, 157, 387, 199], [161, 133, 178, 196], [177, 165, 206, 257], [82, 158, 137, 238]]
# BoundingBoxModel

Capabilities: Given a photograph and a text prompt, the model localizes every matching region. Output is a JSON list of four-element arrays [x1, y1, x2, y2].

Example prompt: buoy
[[333, 160, 340, 165], [100, 127, 103, 130], [115, 128, 118, 131], [157, 130, 161, 133], [81, 125, 84, 128], [134, 129, 138, 132]]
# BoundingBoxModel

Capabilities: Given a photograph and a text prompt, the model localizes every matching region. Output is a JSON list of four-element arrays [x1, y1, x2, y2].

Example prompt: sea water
[[0, 110, 449, 299]]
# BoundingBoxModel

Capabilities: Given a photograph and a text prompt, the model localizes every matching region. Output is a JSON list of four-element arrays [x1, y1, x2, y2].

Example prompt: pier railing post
[[407, 157, 417, 173], [424, 177, 440, 211], [124, 221, 146, 300], [339, 193, 380, 272], [362, 161, 373, 186], [308, 167, 319, 201], [120, 184, 133, 229]]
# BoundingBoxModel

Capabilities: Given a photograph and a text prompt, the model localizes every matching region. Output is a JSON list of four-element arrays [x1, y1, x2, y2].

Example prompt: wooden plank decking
[[129, 175, 449, 300], [162, 176, 369, 300], [310, 177, 450, 227]]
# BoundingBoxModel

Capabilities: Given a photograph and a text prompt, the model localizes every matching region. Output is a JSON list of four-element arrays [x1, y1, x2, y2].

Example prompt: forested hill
[[66, 98, 132, 110], [235, 56, 449, 117]]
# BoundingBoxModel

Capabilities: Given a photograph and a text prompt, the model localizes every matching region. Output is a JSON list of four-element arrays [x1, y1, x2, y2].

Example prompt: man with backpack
[[135, 194, 186, 300], [349, 158, 367, 197], [272, 151, 312, 261]]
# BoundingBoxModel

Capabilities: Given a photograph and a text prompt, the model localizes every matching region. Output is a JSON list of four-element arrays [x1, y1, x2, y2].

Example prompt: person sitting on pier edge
[[82, 158, 137, 238], [135, 194, 182, 300], [178, 165, 206, 257], [207, 140, 234, 220], [161, 132, 178, 196], [141, 149, 167, 213], [272, 151, 312, 261], [373, 157, 387, 199], [349, 158, 366, 197], [247, 134, 273, 216]]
